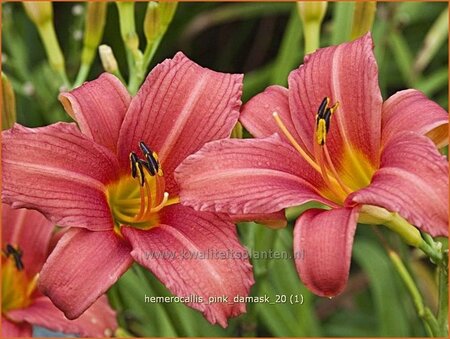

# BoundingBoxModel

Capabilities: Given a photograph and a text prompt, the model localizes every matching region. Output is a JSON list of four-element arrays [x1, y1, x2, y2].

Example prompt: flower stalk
[[360, 204, 443, 263], [388, 250, 442, 336], [297, 1, 327, 54], [23, 2, 69, 87], [436, 254, 449, 336]]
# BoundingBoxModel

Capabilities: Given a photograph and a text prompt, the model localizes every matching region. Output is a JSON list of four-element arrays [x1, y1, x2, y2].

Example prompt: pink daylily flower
[[2, 53, 254, 327], [1, 204, 117, 337], [175, 34, 449, 297]]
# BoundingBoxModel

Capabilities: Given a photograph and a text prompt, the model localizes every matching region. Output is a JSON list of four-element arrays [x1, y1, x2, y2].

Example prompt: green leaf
[[388, 30, 415, 86], [353, 238, 410, 336], [271, 8, 303, 86]]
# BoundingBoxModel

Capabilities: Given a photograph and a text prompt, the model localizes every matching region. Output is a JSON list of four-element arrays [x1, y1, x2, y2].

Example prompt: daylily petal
[[39, 229, 133, 319], [293, 207, 358, 297], [382, 89, 448, 148], [59, 73, 131, 153], [176, 134, 335, 216], [122, 205, 254, 327], [230, 210, 287, 229], [117, 52, 242, 191], [288, 33, 382, 170], [2, 204, 53, 276], [240, 85, 306, 147], [348, 132, 448, 237], [1, 317, 32, 337], [2, 123, 119, 231], [7, 296, 117, 338]]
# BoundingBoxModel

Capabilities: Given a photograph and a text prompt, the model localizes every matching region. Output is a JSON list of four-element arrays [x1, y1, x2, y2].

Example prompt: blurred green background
[[2, 2, 448, 337]]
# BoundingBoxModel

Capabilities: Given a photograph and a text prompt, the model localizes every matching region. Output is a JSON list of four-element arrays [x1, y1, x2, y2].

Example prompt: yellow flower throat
[[107, 142, 179, 231], [2, 244, 36, 313], [273, 97, 375, 205]]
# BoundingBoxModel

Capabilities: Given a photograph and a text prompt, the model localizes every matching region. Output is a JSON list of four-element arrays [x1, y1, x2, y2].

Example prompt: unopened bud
[[1, 73, 16, 130], [99, 45, 119, 73], [116, 2, 139, 52], [231, 121, 243, 139], [144, 2, 178, 43], [82, 3, 107, 64], [297, 1, 327, 24], [297, 1, 328, 54], [23, 2, 52, 26]]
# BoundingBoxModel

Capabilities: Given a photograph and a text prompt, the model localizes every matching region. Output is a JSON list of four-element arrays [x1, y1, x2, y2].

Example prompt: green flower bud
[[1, 73, 16, 130]]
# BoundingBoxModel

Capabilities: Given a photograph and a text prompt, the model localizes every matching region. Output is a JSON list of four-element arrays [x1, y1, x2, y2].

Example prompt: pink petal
[[175, 134, 335, 216], [122, 205, 254, 327], [348, 132, 448, 236], [38, 229, 133, 319], [230, 210, 287, 229], [117, 52, 242, 192], [1, 317, 32, 337], [382, 89, 449, 147], [2, 123, 119, 231], [7, 296, 117, 338], [294, 207, 358, 297], [240, 85, 306, 149], [59, 73, 131, 153], [288, 33, 382, 169], [2, 204, 53, 276]]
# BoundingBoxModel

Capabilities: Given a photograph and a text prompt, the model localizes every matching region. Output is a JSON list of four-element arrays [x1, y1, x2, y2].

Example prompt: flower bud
[[144, 2, 177, 43], [231, 121, 243, 139], [81, 3, 107, 65], [23, 2, 52, 26], [23, 2, 68, 85], [2, 73, 16, 130], [350, 2, 377, 40], [297, 1, 327, 25], [116, 2, 139, 52], [99, 45, 119, 74], [297, 2, 328, 54]]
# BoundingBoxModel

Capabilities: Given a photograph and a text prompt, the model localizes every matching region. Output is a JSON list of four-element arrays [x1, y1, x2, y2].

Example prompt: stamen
[[139, 141, 161, 176], [315, 97, 339, 147], [120, 144, 174, 226], [130, 152, 145, 186], [272, 112, 321, 173], [4, 244, 24, 271]]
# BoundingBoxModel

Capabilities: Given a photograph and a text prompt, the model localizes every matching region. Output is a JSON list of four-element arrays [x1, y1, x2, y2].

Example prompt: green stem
[[73, 63, 91, 88], [437, 258, 449, 336], [360, 205, 443, 263], [142, 36, 162, 74], [388, 250, 440, 336]]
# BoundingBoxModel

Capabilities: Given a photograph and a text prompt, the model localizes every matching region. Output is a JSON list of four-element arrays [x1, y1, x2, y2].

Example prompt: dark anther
[[4, 244, 24, 271], [316, 97, 332, 132], [317, 97, 328, 121], [130, 152, 139, 179], [139, 142, 159, 176], [130, 152, 146, 186]]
